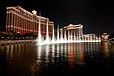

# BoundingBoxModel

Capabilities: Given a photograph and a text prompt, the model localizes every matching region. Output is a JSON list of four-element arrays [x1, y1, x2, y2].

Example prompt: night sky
[[0, 0, 114, 34]]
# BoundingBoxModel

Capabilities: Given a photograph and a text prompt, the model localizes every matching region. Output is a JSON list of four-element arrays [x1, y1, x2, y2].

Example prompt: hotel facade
[[63, 24, 83, 39], [6, 6, 54, 36]]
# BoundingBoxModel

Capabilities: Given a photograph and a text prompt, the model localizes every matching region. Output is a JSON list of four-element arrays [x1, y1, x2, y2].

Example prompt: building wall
[[6, 6, 54, 36], [63, 24, 83, 39]]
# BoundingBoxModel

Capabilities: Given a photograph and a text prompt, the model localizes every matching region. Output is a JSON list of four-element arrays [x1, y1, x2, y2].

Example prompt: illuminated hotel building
[[6, 6, 54, 36], [63, 24, 83, 38]]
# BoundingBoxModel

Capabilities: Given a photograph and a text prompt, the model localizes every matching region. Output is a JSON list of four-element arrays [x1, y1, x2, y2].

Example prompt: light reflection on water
[[0, 42, 114, 76]]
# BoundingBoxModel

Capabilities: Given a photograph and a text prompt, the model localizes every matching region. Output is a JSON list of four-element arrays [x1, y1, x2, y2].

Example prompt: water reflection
[[101, 42, 110, 57], [0, 42, 114, 76]]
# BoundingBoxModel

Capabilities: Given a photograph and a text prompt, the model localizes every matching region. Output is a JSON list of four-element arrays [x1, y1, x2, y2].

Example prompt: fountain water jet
[[51, 24, 55, 43], [74, 32, 76, 42], [60, 29, 63, 42], [37, 17, 42, 44], [36, 23, 101, 45], [64, 30, 67, 42], [68, 30, 70, 42], [45, 19, 50, 43], [57, 25, 60, 42], [71, 31, 73, 42]]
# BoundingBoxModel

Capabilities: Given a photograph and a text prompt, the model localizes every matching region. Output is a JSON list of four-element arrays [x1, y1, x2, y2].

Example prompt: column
[[14, 14, 16, 33], [17, 15, 18, 33], [16, 15, 18, 33], [27, 20, 30, 33], [20, 17, 22, 35], [22, 18, 23, 35], [29, 21, 31, 33], [8, 13, 11, 31], [25, 19, 26, 34], [80, 28, 81, 39], [18, 16, 19, 33], [23, 19, 25, 34], [37, 22, 39, 35], [26, 20, 27, 33], [36, 22, 38, 35], [11, 13, 13, 31], [6, 12, 8, 31], [31, 21, 33, 33], [81, 27, 83, 39], [34, 22, 36, 35]]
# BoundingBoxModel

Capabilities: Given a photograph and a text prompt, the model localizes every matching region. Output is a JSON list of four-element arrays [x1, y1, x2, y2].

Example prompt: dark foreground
[[0, 42, 114, 76]]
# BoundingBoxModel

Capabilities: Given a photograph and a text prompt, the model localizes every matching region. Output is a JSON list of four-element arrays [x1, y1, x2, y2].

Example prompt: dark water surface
[[0, 42, 114, 76]]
